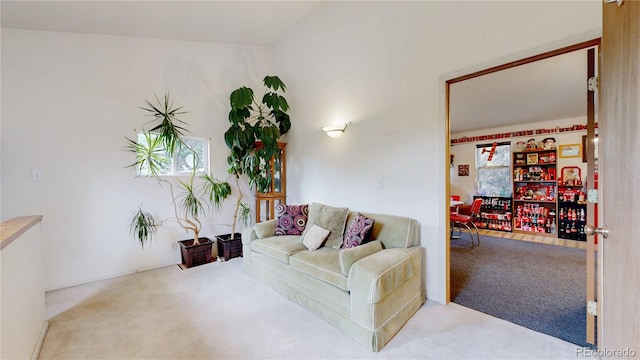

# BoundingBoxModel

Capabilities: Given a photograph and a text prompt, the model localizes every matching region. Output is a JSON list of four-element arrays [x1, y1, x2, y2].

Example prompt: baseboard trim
[[45, 262, 174, 292], [31, 321, 49, 360]]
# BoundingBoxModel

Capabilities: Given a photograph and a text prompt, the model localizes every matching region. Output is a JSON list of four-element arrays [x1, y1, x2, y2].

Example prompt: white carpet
[[40, 258, 587, 359]]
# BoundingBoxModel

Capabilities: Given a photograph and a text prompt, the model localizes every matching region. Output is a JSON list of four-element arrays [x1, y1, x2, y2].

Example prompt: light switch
[[31, 170, 43, 182], [377, 177, 384, 189]]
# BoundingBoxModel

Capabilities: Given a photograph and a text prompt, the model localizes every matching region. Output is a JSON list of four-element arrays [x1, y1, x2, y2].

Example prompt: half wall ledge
[[0, 215, 44, 251]]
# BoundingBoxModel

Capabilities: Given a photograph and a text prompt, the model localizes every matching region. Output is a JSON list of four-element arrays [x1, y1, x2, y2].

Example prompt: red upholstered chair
[[456, 204, 472, 216], [449, 195, 463, 213], [450, 198, 482, 247]]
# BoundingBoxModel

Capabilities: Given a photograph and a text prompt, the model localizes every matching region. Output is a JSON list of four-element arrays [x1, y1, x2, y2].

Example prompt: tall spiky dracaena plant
[[224, 76, 292, 239], [126, 93, 232, 248]]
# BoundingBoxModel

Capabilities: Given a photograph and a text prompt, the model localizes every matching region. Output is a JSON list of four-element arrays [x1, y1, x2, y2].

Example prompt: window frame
[[475, 141, 512, 197]]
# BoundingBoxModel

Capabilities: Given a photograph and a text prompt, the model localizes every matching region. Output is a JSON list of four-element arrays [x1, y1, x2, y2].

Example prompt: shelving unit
[[472, 196, 512, 232], [255, 142, 287, 222], [512, 149, 558, 236], [557, 184, 587, 241]]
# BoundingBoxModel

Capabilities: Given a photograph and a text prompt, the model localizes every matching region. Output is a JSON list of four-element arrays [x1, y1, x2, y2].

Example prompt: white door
[[598, 0, 640, 352]]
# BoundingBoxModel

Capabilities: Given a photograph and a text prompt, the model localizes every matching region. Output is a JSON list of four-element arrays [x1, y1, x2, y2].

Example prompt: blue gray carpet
[[450, 233, 593, 348]]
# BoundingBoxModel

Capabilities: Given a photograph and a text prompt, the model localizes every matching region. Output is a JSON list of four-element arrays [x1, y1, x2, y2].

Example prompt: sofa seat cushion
[[289, 247, 348, 291], [251, 235, 306, 264]]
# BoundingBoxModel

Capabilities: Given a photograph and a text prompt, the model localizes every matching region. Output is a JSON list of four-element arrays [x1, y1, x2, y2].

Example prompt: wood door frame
[[445, 38, 601, 305], [585, 47, 597, 345]]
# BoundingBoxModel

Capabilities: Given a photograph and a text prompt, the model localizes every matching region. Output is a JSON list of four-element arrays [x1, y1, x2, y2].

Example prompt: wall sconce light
[[322, 122, 350, 138]]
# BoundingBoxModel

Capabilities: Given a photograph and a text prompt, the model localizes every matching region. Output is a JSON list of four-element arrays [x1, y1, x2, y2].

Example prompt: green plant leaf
[[262, 92, 280, 111], [230, 87, 254, 110], [224, 76, 289, 196], [227, 156, 242, 175], [224, 126, 239, 149], [177, 179, 204, 220], [239, 125, 256, 149], [200, 173, 231, 211], [263, 76, 286, 92], [277, 95, 289, 112], [142, 92, 190, 155], [256, 125, 280, 158], [271, 110, 291, 135], [129, 206, 157, 249], [228, 107, 250, 125], [238, 202, 253, 226], [124, 133, 171, 176]]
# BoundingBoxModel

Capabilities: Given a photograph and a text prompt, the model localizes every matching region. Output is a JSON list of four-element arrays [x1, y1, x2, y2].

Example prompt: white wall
[[1, 29, 272, 289], [272, 1, 601, 303], [450, 117, 589, 203], [1, 221, 45, 359]]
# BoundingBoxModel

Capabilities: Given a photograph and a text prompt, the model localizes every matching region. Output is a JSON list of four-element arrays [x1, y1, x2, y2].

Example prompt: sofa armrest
[[339, 241, 383, 276], [242, 219, 278, 246], [347, 249, 414, 304], [242, 227, 257, 246], [254, 219, 277, 238]]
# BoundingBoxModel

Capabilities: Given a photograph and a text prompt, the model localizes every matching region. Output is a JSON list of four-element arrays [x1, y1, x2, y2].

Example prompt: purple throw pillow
[[275, 204, 309, 236], [342, 213, 375, 248]]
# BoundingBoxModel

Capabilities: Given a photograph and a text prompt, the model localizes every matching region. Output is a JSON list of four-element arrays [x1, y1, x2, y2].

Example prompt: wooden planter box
[[178, 237, 214, 269], [215, 233, 242, 261]]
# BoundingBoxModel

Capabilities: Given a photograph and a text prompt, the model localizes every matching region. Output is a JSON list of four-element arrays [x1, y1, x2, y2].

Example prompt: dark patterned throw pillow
[[275, 204, 309, 236], [342, 213, 375, 248]]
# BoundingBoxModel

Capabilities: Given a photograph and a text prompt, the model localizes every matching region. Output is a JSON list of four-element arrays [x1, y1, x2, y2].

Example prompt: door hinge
[[588, 77, 598, 92], [588, 300, 598, 316], [604, 0, 623, 6]]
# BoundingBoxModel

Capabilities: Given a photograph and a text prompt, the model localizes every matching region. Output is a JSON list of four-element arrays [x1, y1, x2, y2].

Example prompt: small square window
[[136, 133, 209, 176], [476, 143, 512, 197]]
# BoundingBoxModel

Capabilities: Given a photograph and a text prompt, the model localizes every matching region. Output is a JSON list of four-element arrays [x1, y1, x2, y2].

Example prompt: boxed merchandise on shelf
[[557, 184, 587, 241], [472, 196, 513, 232], [514, 183, 556, 202], [512, 148, 558, 236], [514, 203, 557, 234]]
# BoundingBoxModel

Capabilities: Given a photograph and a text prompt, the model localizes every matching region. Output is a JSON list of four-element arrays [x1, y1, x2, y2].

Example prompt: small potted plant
[[126, 93, 231, 268], [219, 76, 292, 243]]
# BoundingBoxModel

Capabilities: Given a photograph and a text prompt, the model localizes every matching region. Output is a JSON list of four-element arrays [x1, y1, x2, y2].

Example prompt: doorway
[[445, 39, 600, 347]]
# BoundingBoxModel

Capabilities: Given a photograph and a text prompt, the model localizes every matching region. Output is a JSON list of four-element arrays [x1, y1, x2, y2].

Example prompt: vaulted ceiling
[[1, 1, 591, 133], [1, 1, 325, 45]]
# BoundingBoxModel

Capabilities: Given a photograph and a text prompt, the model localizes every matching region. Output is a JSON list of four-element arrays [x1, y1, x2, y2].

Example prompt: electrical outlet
[[171, 243, 178, 251]]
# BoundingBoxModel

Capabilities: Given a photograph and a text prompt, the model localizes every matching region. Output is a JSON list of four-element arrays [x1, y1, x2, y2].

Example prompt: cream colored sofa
[[242, 208, 425, 351]]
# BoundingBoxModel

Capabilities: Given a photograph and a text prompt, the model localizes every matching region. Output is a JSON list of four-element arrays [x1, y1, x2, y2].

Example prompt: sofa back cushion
[[345, 211, 418, 249], [301, 202, 349, 249]]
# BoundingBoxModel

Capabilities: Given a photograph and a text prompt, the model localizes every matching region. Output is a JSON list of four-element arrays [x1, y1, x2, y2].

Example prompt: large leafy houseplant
[[126, 93, 231, 250], [223, 76, 291, 238]]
